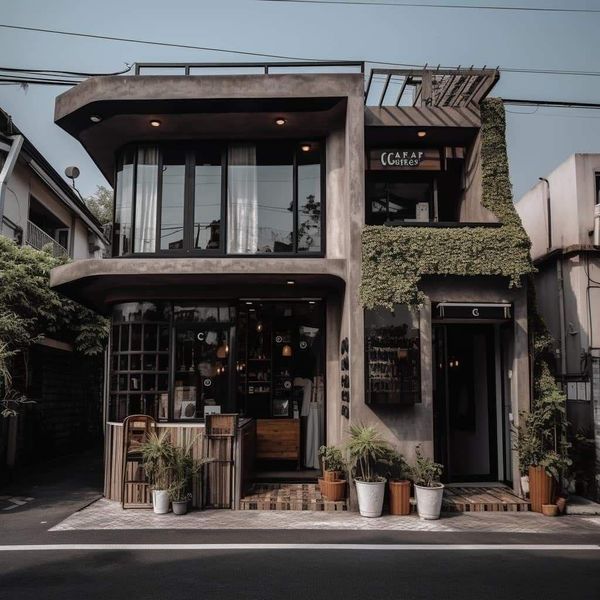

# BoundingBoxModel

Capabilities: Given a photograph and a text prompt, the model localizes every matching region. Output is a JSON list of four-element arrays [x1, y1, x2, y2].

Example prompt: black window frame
[[112, 140, 325, 258]]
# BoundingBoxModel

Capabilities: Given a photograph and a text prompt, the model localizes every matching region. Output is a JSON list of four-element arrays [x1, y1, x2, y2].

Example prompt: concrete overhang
[[54, 73, 364, 184], [365, 106, 480, 146], [50, 258, 347, 314]]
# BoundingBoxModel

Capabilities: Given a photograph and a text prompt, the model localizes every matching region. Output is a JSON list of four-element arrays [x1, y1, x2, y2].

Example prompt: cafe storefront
[[50, 64, 533, 511]]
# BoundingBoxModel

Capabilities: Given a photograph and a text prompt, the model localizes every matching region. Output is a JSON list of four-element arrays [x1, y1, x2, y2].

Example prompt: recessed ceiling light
[[89, 115, 102, 123], [301, 144, 311, 152], [308, 300, 316, 304], [275, 118, 286, 126], [417, 130, 427, 138], [286, 280, 295, 286], [150, 120, 161, 127], [245, 301, 253, 305]]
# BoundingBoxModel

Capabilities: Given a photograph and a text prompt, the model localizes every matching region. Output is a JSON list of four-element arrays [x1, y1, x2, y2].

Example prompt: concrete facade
[[50, 66, 530, 492]]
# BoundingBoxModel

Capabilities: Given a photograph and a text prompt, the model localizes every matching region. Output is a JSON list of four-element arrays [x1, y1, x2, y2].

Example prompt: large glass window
[[109, 302, 235, 422], [112, 141, 323, 257], [194, 146, 222, 250], [109, 302, 171, 422], [365, 305, 421, 405], [113, 149, 135, 255], [159, 148, 186, 250], [227, 143, 294, 254], [134, 146, 159, 253], [367, 180, 432, 224], [297, 144, 322, 252]]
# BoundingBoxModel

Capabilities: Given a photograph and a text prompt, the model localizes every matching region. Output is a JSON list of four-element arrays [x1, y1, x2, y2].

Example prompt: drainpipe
[[557, 257, 568, 377], [0, 134, 24, 224], [539, 177, 552, 251]]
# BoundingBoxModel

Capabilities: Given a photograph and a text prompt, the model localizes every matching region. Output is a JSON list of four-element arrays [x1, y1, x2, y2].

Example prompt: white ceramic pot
[[414, 483, 444, 520], [355, 479, 386, 518], [520, 475, 530, 497], [152, 490, 170, 514]]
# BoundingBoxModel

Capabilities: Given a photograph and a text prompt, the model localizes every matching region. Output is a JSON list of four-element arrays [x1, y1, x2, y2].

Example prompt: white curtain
[[134, 146, 159, 253], [227, 144, 258, 254]]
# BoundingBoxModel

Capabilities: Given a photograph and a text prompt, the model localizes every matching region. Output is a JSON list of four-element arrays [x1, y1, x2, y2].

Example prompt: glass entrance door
[[433, 324, 498, 482]]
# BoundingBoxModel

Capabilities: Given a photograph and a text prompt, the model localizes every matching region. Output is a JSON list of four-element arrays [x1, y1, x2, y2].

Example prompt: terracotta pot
[[528, 466, 553, 513], [323, 470, 342, 482], [541, 503, 558, 517], [388, 480, 411, 516], [319, 478, 347, 502]]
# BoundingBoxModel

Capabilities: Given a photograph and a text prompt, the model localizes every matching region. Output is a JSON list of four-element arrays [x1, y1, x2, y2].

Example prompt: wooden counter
[[104, 420, 252, 509]]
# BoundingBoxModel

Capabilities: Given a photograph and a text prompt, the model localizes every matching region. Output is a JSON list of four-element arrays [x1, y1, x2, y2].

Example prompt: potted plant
[[411, 444, 444, 520], [319, 445, 345, 481], [168, 439, 213, 515], [318, 445, 347, 502], [513, 402, 572, 513], [347, 423, 390, 517], [384, 449, 411, 516], [140, 430, 174, 514]]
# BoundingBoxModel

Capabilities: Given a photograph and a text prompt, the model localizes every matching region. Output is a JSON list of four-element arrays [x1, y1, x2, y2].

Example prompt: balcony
[[26, 220, 69, 258]]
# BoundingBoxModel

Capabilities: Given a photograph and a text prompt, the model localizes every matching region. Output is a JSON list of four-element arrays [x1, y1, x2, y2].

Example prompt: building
[[0, 107, 107, 259], [49, 63, 532, 506], [517, 154, 600, 498], [0, 107, 109, 469]]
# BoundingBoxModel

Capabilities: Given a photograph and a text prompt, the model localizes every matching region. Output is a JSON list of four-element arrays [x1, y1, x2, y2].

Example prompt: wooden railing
[[26, 220, 69, 258]]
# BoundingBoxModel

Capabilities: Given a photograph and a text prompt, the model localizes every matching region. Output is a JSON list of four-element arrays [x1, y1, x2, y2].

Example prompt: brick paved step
[[240, 483, 347, 512]]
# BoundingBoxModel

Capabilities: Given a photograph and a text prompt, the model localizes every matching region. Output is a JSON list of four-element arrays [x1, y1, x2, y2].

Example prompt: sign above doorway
[[434, 302, 512, 321]]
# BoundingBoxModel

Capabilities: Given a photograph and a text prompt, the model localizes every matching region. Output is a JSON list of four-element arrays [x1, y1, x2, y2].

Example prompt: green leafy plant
[[411, 445, 443, 488], [346, 423, 391, 482], [319, 444, 345, 473], [360, 98, 533, 310], [382, 448, 410, 482], [0, 347, 35, 418], [140, 430, 174, 491], [168, 438, 214, 503]]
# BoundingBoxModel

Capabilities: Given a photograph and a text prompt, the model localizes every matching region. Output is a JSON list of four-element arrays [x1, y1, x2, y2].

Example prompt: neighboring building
[[0, 107, 109, 468], [0, 107, 108, 258], [517, 154, 600, 497], [50, 63, 532, 504]]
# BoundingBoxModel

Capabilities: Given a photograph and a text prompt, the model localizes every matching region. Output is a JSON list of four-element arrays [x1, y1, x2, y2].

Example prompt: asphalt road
[[1, 546, 599, 600]]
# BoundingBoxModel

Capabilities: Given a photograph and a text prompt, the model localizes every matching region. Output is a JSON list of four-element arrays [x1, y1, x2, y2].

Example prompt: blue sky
[[0, 0, 599, 199]]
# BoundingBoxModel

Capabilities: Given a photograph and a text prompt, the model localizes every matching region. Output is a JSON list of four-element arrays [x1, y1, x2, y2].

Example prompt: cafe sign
[[368, 148, 441, 171]]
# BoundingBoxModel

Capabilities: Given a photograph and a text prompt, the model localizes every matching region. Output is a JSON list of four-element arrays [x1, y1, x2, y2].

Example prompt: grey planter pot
[[172, 500, 188, 515]]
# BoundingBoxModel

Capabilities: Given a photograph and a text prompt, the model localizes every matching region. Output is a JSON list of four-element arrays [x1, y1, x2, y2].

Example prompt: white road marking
[[0, 544, 598, 552], [1, 497, 35, 510]]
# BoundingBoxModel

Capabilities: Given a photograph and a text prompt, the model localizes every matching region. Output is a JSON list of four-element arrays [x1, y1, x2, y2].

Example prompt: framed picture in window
[[272, 398, 290, 417]]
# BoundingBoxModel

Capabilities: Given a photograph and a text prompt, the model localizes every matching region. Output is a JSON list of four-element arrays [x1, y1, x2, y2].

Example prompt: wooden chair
[[121, 415, 156, 509]]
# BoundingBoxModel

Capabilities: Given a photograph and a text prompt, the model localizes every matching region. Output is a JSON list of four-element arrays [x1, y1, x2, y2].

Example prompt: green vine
[[360, 97, 533, 309]]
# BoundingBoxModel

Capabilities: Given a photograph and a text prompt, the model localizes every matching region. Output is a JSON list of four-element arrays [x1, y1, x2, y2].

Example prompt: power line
[[1, 23, 600, 78], [503, 99, 600, 109], [258, 0, 600, 12]]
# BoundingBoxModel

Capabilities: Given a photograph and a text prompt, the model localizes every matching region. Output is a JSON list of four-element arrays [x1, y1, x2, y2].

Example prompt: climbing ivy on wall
[[360, 97, 533, 309]]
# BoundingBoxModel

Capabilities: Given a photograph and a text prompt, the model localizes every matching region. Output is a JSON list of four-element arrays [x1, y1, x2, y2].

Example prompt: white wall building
[[517, 154, 600, 498], [0, 107, 108, 259]]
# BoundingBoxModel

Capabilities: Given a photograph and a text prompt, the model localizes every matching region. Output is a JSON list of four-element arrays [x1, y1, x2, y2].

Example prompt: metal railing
[[26, 220, 69, 258], [133, 61, 365, 76]]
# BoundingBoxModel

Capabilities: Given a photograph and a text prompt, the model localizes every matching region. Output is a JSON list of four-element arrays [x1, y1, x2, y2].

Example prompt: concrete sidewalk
[[51, 497, 600, 534]]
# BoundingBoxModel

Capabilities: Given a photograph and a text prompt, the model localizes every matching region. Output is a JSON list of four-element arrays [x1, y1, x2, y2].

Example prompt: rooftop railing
[[130, 62, 498, 108]]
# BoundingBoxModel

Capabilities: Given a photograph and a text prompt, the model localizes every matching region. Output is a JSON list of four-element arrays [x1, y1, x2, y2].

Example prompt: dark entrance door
[[433, 324, 498, 482]]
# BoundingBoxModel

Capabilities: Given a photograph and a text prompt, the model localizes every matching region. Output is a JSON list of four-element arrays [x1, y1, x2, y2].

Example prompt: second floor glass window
[[112, 141, 323, 257]]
